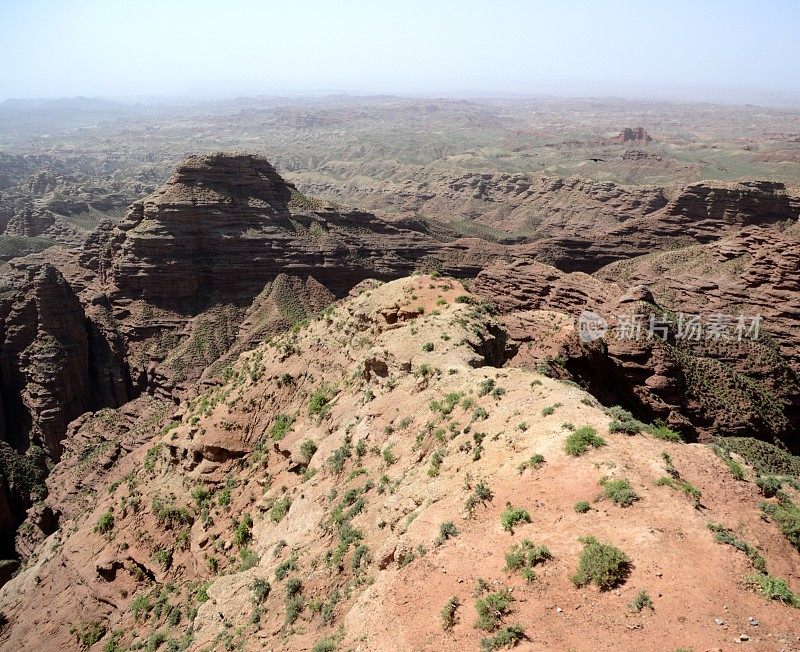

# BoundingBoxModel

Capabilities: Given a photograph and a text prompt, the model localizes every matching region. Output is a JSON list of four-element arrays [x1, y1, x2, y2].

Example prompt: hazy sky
[[1, 0, 799, 102]]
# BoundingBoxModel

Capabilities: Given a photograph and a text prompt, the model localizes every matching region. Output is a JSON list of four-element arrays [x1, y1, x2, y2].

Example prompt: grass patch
[[761, 496, 800, 551], [571, 536, 630, 590], [707, 523, 766, 572], [600, 477, 639, 507], [500, 506, 531, 533], [270, 414, 295, 440], [441, 596, 460, 631], [479, 625, 525, 651], [516, 454, 544, 474], [574, 501, 591, 514], [628, 590, 654, 612], [474, 588, 514, 631], [565, 426, 605, 456], [745, 572, 800, 607]]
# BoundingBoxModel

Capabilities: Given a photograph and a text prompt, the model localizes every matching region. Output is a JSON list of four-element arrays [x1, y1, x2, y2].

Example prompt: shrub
[[745, 572, 800, 607], [233, 513, 253, 547], [300, 439, 318, 462], [571, 536, 630, 590], [435, 521, 460, 546], [275, 554, 298, 580], [154, 548, 173, 570], [712, 446, 746, 480], [382, 444, 397, 466], [707, 523, 767, 572], [479, 625, 525, 651], [761, 497, 800, 551], [574, 501, 591, 514], [71, 622, 106, 650], [628, 590, 654, 612], [270, 414, 295, 440], [500, 506, 531, 533], [564, 426, 605, 456], [94, 511, 114, 534], [541, 404, 561, 416], [504, 539, 551, 580], [308, 385, 335, 417], [441, 596, 460, 630], [270, 496, 292, 523], [756, 475, 782, 497], [478, 378, 496, 397], [250, 578, 270, 604], [427, 449, 446, 477], [474, 588, 514, 631], [714, 437, 800, 476], [600, 478, 639, 507], [516, 454, 544, 474], [422, 342, 434, 352], [646, 421, 682, 442]]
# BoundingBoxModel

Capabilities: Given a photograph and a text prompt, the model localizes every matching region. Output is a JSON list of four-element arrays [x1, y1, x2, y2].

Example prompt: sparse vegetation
[[504, 539, 551, 581], [564, 426, 606, 456], [745, 572, 800, 607], [435, 521, 460, 546], [479, 625, 526, 651], [270, 413, 295, 440], [628, 590, 654, 612], [441, 596, 460, 630], [474, 588, 514, 631], [761, 496, 800, 551], [708, 523, 767, 572], [94, 511, 114, 534], [574, 501, 591, 514], [600, 477, 639, 507], [516, 454, 544, 474], [500, 506, 531, 533], [571, 536, 630, 590]]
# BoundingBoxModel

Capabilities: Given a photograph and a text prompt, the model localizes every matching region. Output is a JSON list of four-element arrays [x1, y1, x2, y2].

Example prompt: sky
[[1, 0, 799, 104]]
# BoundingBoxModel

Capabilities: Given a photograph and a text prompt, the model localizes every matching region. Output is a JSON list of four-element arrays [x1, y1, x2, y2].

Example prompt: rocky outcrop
[[473, 234, 800, 448], [611, 127, 653, 143]]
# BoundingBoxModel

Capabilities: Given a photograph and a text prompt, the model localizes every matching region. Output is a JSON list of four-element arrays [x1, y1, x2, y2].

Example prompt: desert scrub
[[275, 554, 298, 580], [500, 505, 531, 533], [541, 403, 561, 416], [94, 511, 114, 534], [477, 378, 496, 397], [571, 536, 630, 590], [465, 479, 493, 516], [300, 439, 318, 462], [707, 523, 767, 572], [284, 577, 304, 624], [153, 548, 173, 570], [504, 539, 551, 581], [435, 521, 460, 546], [382, 444, 397, 466], [712, 445, 746, 480], [479, 625, 525, 651], [233, 513, 253, 547], [474, 588, 514, 630], [270, 495, 292, 523], [628, 590, 654, 612], [745, 572, 800, 607], [756, 475, 783, 497], [600, 477, 639, 507], [422, 342, 434, 352], [564, 426, 605, 456], [308, 384, 336, 417], [713, 436, 800, 476], [70, 621, 106, 650], [427, 448, 446, 477], [516, 454, 544, 474], [574, 501, 591, 514], [270, 413, 295, 440], [441, 596, 460, 630], [761, 496, 800, 551]]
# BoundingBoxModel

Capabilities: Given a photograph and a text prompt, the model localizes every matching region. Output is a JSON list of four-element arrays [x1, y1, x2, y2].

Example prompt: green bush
[[270, 414, 295, 440], [308, 385, 335, 417], [435, 521, 459, 546], [480, 625, 525, 651], [504, 539, 551, 580], [745, 572, 800, 607], [708, 523, 766, 572], [714, 437, 800, 476], [270, 496, 292, 523], [571, 536, 630, 590], [574, 501, 591, 514], [564, 426, 605, 456], [94, 511, 114, 534], [300, 439, 318, 462], [516, 454, 544, 474], [500, 506, 531, 533], [441, 596, 460, 630], [761, 497, 800, 551], [422, 342, 434, 352], [600, 478, 639, 507], [474, 588, 514, 630], [756, 475, 782, 497], [628, 589, 654, 612], [275, 554, 298, 580]]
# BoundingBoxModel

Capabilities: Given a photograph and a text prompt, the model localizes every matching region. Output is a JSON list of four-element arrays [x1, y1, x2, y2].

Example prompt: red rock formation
[[611, 127, 653, 143]]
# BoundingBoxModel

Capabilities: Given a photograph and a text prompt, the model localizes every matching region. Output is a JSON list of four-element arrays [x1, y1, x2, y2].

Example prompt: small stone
[[556, 607, 563, 613], [715, 618, 725, 626], [748, 617, 759, 626], [740, 634, 750, 642]]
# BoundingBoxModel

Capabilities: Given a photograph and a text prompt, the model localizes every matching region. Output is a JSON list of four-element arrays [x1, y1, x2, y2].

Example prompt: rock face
[[473, 228, 800, 448], [299, 171, 800, 272], [611, 127, 653, 143]]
